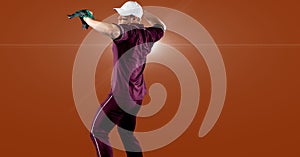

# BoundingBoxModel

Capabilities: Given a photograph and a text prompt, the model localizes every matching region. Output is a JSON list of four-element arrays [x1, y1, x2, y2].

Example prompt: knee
[[91, 127, 109, 140], [117, 127, 134, 137]]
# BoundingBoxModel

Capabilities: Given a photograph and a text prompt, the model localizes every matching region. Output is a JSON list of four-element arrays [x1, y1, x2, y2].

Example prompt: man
[[80, 1, 165, 157]]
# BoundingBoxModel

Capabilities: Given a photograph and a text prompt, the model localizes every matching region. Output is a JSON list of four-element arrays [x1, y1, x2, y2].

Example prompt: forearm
[[143, 11, 166, 31], [83, 17, 114, 35]]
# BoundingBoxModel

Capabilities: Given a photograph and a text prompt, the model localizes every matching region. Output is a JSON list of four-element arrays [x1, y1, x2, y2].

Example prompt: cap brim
[[113, 8, 132, 16]]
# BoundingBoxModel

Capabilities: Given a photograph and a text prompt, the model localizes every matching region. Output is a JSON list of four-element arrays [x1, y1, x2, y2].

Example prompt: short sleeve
[[113, 24, 131, 43], [146, 24, 165, 42]]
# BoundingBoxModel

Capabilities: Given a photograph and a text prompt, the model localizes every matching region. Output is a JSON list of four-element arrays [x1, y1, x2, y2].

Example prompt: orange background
[[1, 0, 299, 156]]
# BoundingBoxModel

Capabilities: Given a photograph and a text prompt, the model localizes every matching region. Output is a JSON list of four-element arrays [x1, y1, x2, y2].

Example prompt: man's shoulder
[[148, 24, 165, 31], [118, 23, 164, 32], [118, 23, 144, 31]]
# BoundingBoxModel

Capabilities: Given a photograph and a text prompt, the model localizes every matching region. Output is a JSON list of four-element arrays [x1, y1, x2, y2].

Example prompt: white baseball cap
[[114, 1, 143, 18]]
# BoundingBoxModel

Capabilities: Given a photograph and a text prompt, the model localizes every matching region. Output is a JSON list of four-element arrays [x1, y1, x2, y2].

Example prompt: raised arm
[[143, 10, 166, 31], [83, 17, 121, 39]]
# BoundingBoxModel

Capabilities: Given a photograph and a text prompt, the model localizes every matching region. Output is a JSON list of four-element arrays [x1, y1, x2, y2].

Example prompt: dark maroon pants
[[90, 94, 143, 157]]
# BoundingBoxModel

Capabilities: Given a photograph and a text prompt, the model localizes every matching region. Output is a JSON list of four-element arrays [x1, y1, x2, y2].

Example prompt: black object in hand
[[68, 9, 95, 30]]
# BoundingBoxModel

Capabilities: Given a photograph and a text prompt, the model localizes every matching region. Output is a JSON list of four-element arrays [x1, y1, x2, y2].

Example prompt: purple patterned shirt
[[110, 23, 164, 100]]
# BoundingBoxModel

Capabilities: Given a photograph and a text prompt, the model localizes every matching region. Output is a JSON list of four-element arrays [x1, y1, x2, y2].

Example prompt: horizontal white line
[[169, 44, 300, 47], [0, 44, 299, 47], [0, 44, 108, 47]]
